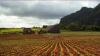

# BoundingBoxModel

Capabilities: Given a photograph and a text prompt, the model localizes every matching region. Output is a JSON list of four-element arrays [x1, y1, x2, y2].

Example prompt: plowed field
[[0, 34, 100, 56]]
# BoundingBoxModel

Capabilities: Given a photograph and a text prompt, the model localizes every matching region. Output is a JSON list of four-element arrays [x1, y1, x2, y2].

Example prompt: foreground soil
[[0, 34, 100, 56]]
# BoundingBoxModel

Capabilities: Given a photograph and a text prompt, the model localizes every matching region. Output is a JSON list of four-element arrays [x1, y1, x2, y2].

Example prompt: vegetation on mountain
[[60, 4, 100, 31]]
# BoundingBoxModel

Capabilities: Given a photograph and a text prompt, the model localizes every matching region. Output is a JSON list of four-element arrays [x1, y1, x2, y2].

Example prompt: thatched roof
[[41, 24, 60, 33], [22, 28, 34, 34]]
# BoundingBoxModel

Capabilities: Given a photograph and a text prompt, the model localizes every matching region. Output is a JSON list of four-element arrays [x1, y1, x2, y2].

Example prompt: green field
[[1, 28, 100, 36], [0, 28, 22, 34], [61, 31, 100, 36], [0, 28, 40, 34]]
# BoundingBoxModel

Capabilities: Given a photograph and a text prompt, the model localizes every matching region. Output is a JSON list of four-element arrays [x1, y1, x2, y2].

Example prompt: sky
[[0, 0, 100, 28]]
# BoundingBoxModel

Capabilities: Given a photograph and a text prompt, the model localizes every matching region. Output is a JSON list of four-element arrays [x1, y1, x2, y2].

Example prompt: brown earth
[[0, 34, 100, 56]]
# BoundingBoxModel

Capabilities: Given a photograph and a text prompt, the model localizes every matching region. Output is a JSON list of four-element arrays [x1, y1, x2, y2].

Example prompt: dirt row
[[0, 34, 100, 56]]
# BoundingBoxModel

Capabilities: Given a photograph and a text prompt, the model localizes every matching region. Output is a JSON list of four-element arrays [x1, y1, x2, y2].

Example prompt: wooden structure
[[38, 24, 60, 34], [22, 28, 34, 34]]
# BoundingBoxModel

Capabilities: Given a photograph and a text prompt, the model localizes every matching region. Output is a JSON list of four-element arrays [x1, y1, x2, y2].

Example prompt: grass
[[0, 28, 22, 34], [0, 28, 41, 34], [61, 31, 100, 36], [0, 28, 100, 37]]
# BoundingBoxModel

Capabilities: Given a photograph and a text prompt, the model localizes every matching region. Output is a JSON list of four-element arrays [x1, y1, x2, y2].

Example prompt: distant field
[[0, 28, 40, 34], [61, 31, 100, 36], [1, 28, 100, 35], [0, 28, 22, 34]]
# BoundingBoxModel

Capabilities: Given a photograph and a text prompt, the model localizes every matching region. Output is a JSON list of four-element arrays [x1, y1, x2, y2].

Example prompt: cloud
[[0, 15, 33, 28], [0, 15, 60, 28], [0, 1, 99, 19], [0, 1, 99, 27]]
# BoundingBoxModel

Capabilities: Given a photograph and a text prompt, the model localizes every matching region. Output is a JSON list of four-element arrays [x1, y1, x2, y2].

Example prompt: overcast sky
[[0, 0, 99, 28]]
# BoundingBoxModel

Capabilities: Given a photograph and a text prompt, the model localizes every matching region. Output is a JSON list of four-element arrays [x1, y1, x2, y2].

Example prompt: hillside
[[60, 4, 100, 31]]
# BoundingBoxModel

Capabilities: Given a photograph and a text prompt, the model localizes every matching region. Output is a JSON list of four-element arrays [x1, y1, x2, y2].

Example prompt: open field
[[0, 28, 22, 34], [0, 32, 100, 56], [0, 28, 40, 34]]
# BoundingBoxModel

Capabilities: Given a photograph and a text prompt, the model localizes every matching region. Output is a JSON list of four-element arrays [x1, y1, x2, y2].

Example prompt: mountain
[[59, 4, 100, 31]]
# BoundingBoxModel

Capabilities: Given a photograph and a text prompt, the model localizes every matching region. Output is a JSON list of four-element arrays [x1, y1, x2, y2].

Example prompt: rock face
[[59, 4, 100, 31]]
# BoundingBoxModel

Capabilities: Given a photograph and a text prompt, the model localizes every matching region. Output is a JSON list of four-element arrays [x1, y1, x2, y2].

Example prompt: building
[[22, 28, 34, 34], [38, 24, 60, 34]]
